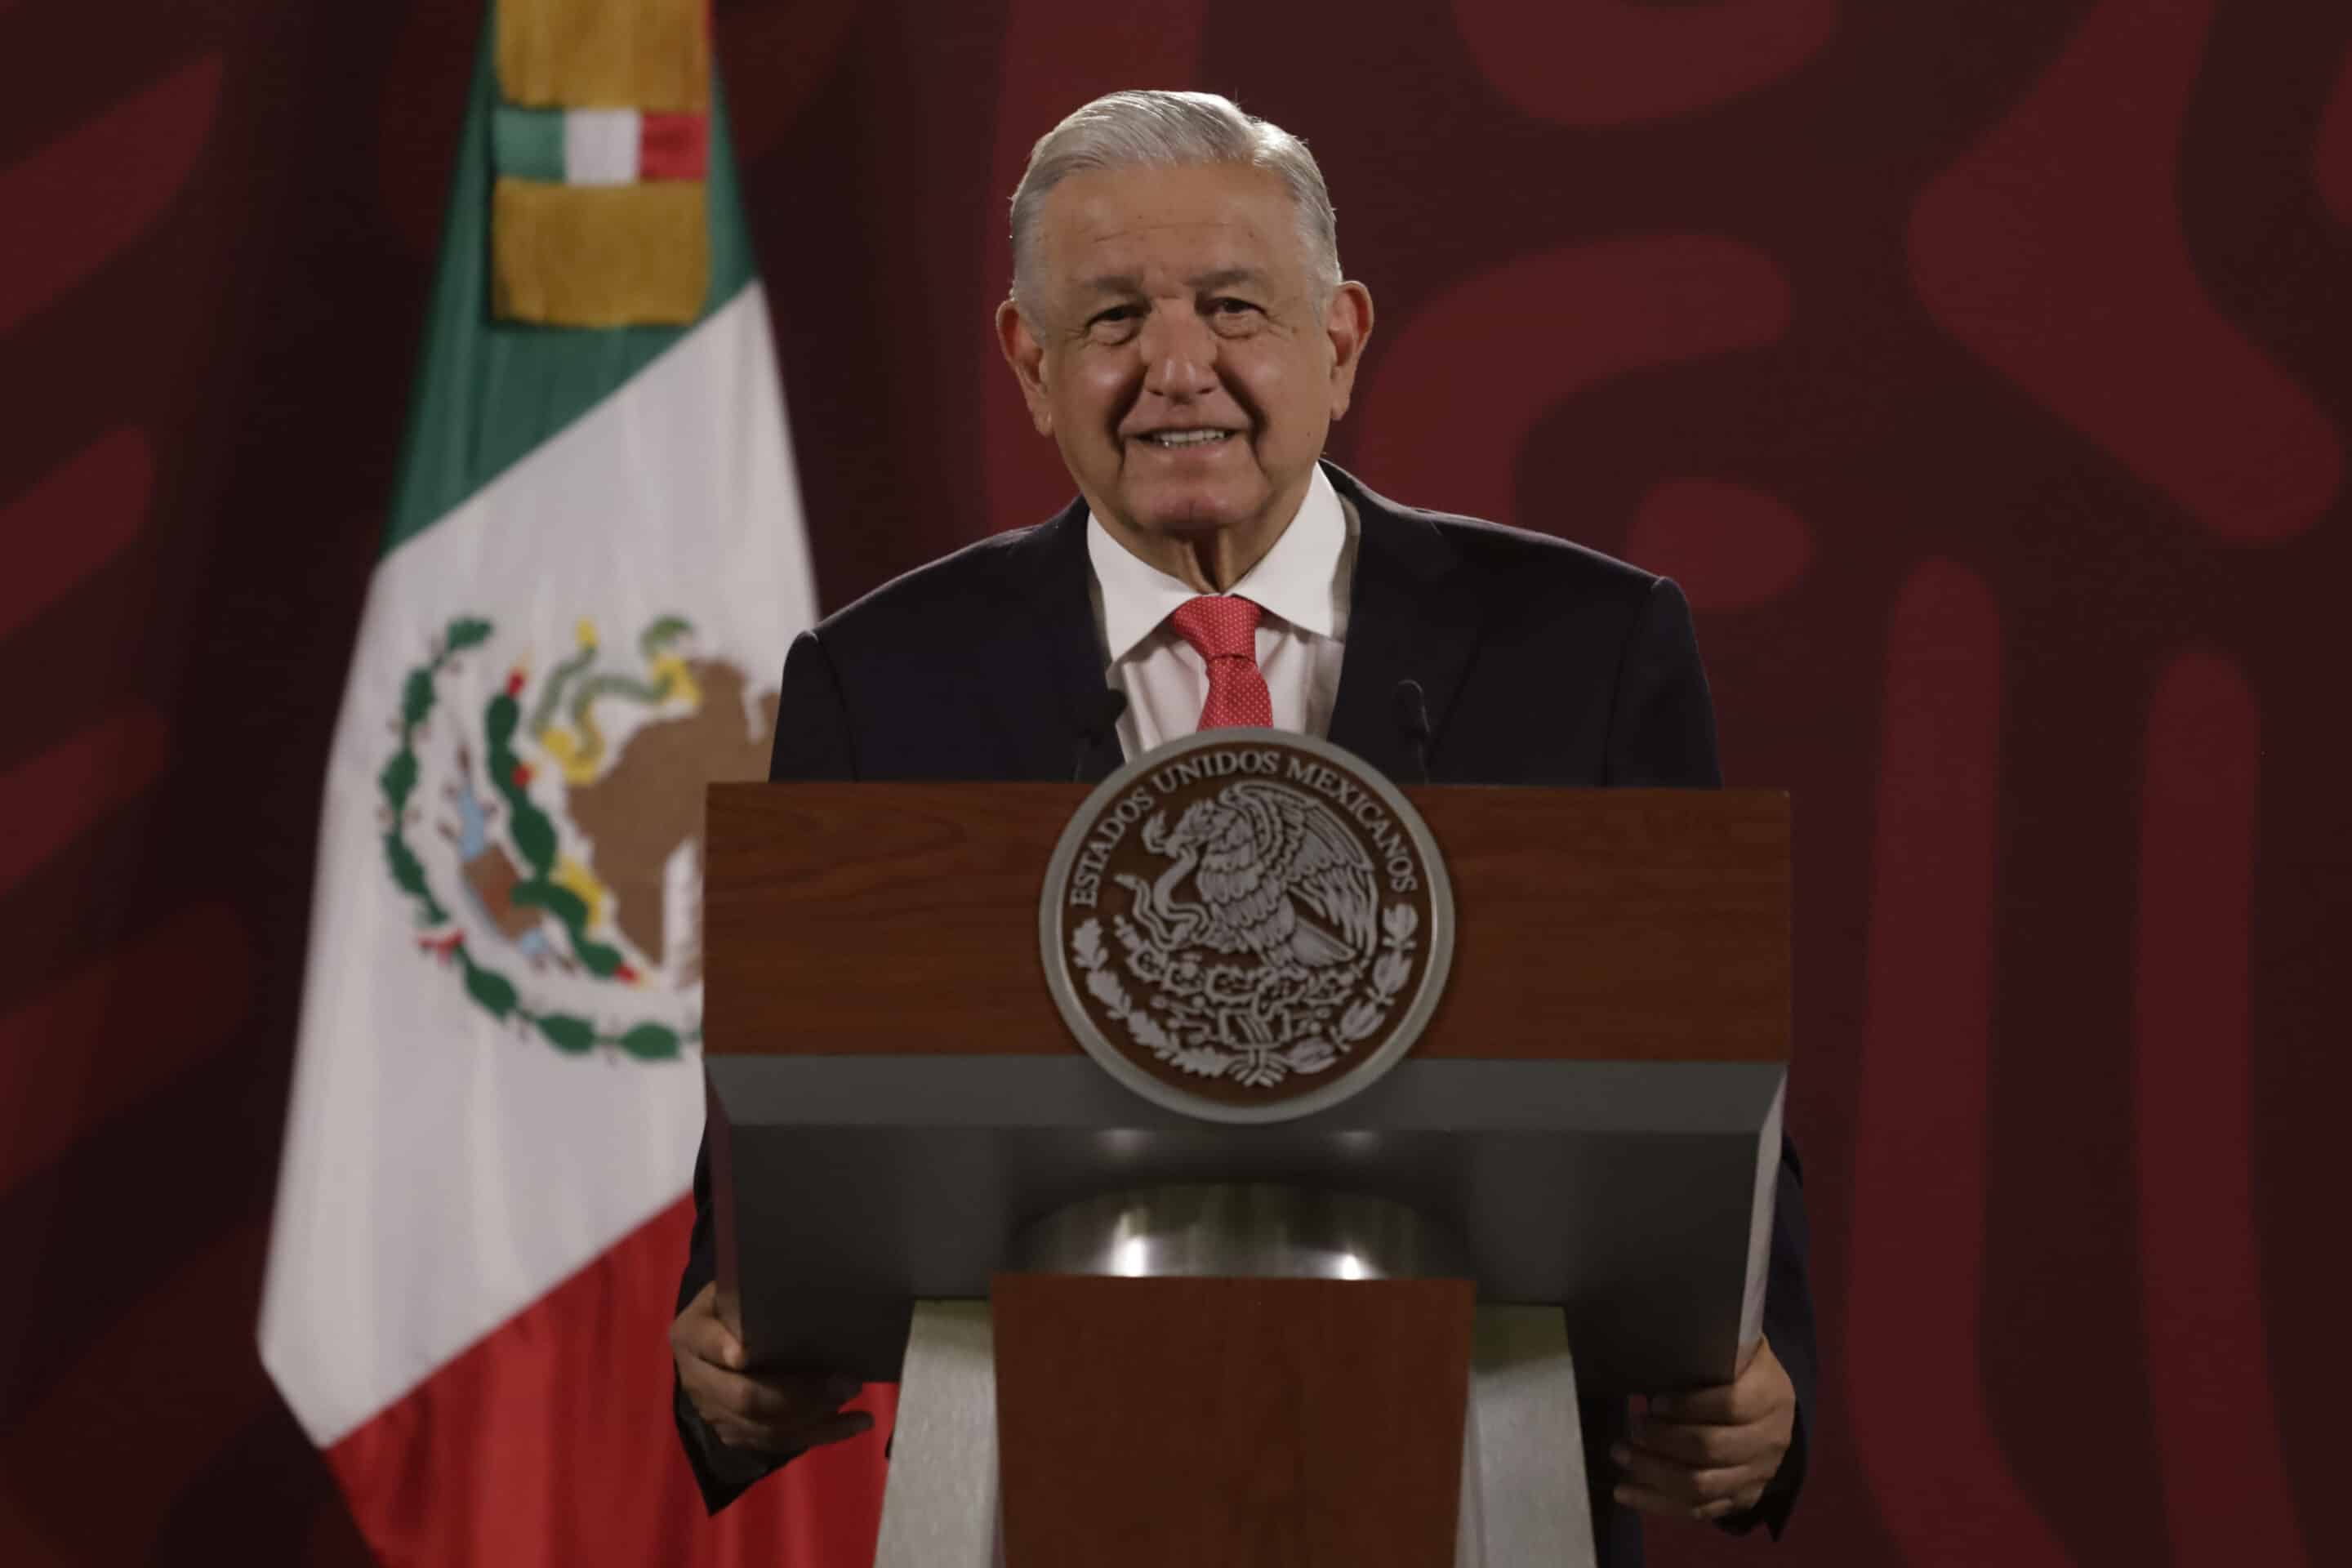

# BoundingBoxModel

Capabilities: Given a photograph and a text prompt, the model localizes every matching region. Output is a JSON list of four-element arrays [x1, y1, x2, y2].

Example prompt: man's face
[[998, 163, 1371, 552]]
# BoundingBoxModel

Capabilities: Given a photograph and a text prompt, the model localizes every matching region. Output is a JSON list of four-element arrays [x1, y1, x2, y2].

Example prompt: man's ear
[[1322, 281, 1375, 422], [996, 297, 1054, 436]]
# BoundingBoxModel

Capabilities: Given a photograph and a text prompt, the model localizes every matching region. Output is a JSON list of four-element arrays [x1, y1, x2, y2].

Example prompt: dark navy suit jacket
[[675, 464, 1816, 1561]]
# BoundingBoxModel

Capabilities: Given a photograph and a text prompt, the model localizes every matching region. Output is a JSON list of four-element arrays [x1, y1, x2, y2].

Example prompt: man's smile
[[1130, 426, 1241, 451]]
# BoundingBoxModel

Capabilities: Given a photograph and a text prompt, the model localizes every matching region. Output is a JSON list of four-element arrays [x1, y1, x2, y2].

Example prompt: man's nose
[[1137, 305, 1218, 400]]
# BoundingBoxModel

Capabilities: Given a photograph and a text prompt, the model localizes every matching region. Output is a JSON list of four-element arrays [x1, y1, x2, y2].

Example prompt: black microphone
[[1072, 687, 1130, 780], [1392, 679, 1433, 786]]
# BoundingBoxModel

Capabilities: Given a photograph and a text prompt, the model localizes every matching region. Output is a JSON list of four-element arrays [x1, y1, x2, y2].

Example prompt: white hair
[[1009, 90, 1342, 310]]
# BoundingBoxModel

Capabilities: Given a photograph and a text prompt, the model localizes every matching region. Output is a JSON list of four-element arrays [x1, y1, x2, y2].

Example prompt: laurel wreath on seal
[[376, 614, 694, 1061], [1070, 904, 1419, 1090]]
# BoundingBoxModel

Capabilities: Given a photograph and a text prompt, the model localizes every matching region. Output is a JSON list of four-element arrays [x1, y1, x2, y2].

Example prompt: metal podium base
[[1456, 1305, 1599, 1566], [871, 1301, 1000, 1566], [873, 1298, 1596, 1568]]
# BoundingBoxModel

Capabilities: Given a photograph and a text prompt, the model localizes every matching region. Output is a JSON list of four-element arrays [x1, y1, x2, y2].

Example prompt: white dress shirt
[[1086, 464, 1356, 760]]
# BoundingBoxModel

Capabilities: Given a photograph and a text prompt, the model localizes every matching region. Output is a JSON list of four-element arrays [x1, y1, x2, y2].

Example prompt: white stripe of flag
[[564, 108, 642, 186]]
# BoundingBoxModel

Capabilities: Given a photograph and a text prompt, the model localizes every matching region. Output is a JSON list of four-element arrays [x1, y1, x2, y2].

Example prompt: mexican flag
[[259, 4, 889, 1561]]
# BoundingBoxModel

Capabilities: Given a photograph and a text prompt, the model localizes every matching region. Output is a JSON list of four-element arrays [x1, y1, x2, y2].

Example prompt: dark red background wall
[[4, 1, 2345, 1562]]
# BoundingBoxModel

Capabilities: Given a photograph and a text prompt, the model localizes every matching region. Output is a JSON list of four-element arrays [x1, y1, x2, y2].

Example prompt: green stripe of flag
[[490, 105, 567, 182], [381, 24, 755, 558]]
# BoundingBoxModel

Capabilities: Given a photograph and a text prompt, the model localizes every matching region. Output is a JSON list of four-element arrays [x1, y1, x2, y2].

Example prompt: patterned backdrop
[[3, 0, 2345, 1561]]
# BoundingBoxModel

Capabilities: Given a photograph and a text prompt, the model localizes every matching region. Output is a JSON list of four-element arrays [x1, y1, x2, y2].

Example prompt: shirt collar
[[1086, 464, 1348, 663]]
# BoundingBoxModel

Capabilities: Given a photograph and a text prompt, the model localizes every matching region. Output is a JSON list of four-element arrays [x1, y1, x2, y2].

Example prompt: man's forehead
[[1038, 165, 1299, 277], [1070, 265, 1274, 298]]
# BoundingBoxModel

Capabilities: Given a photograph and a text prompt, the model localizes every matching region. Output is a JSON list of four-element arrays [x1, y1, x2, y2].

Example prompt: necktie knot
[[1168, 595, 1272, 732], [1169, 595, 1262, 662]]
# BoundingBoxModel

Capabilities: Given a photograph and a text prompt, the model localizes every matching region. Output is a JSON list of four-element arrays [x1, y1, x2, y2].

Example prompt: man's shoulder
[[1340, 470, 1664, 611], [1430, 509, 1660, 595], [811, 509, 1078, 653]]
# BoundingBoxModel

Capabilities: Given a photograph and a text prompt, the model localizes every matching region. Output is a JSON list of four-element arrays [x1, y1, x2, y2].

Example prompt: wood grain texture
[[704, 782, 1788, 1062], [991, 1274, 1474, 1567]]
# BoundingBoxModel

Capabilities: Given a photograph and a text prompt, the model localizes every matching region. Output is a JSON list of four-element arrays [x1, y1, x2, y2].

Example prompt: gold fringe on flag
[[497, 0, 710, 112], [492, 179, 709, 328]]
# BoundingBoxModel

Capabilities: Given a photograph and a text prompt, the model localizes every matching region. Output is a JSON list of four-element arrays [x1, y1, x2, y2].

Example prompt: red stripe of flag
[[639, 113, 709, 180], [326, 1197, 893, 1567]]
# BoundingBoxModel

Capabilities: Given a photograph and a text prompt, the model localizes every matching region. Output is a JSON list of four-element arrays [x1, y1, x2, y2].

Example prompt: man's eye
[[1089, 306, 1141, 329], [1210, 298, 1258, 315]]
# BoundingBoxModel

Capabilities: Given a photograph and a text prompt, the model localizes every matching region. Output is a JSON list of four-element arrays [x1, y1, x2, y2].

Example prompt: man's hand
[[1612, 1336, 1796, 1523], [670, 1282, 874, 1456]]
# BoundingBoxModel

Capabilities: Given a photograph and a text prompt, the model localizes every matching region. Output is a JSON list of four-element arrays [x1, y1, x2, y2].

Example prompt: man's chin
[[1121, 483, 1267, 540]]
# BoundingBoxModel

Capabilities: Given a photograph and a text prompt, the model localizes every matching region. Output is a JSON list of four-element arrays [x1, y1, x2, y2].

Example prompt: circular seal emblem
[[1040, 729, 1454, 1123]]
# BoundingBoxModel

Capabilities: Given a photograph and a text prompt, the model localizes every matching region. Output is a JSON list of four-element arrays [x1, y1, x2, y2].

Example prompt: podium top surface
[[705, 782, 1786, 1066]]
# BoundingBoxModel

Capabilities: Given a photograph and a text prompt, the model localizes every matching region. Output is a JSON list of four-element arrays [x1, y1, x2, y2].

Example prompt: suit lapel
[[1015, 466, 1479, 784], [1323, 465, 1480, 782], [1009, 498, 1123, 782]]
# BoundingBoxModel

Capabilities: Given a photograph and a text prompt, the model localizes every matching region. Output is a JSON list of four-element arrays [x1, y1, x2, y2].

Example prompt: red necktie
[[1169, 595, 1273, 731]]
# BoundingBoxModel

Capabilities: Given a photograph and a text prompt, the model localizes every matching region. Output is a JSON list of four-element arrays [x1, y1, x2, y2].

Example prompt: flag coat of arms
[[260, 5, 889, 1559]]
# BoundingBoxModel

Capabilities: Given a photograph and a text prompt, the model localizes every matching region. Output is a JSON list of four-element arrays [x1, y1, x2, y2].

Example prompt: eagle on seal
[[1120, 781, 1379, 969]]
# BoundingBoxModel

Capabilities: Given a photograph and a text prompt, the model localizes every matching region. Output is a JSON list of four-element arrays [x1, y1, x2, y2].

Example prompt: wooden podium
[[702, 781, 1788, 1566]]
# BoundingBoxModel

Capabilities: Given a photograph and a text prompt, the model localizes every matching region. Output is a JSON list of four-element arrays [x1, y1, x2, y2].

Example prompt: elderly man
[[671, 90, 1815, 1559]]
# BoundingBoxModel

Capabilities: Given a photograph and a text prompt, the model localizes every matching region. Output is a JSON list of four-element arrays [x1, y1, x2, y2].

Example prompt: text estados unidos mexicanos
[[1066, 748, 1421, 908]]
